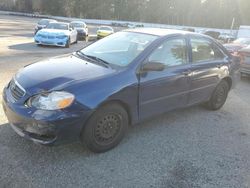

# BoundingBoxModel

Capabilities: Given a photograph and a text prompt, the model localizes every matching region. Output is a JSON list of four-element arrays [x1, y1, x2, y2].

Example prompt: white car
[[34, 22, 78, 48], [34, 19, 57, 34]]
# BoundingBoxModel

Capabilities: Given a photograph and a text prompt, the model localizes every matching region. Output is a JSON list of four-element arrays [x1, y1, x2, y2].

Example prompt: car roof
[[125, 28, 194, 37], [40, 19, 56, 21], [50, 22, 69, 25]]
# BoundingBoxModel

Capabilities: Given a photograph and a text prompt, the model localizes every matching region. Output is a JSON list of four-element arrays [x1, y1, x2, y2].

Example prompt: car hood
[[38, 29, 70, 36], [76, 28, 86, 32], [97, 30, 113, 34], [15, 55, 115, 94]]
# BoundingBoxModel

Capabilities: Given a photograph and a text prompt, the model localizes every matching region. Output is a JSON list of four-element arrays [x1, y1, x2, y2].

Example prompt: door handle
[[182, 70, 192, 76]]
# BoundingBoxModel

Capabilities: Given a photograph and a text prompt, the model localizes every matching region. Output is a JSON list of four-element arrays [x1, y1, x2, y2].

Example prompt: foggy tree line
[[1, 0, 250, 29]]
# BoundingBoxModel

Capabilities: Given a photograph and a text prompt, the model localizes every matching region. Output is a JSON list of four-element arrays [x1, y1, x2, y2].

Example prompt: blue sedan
[[2, 28, 240, 152]]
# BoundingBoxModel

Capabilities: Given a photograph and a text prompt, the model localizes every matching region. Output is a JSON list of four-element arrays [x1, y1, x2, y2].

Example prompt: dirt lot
[[0, 14, 250, 188]]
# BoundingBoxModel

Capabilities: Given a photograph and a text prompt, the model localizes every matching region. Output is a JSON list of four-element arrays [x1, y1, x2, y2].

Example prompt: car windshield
[[99, 27, 113, 31], [47, 23, 68, 30], [38, 19, 51, 26], [71, 22, 84, 28], [80, 31, 158, 67], [233, 38, 250, 45]]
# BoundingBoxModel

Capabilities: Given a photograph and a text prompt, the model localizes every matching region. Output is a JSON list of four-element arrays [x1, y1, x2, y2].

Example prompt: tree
[[1, 0, 250, 28]]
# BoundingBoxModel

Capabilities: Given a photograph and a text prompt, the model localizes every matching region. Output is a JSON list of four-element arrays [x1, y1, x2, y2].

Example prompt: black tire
[[65, 37, 70, 48], [82, 103, 128, 153], [205, 80, 229, 111]]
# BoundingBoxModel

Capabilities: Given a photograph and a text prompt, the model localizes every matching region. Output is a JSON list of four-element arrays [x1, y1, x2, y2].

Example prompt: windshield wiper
[[76, 51, 110, 67]]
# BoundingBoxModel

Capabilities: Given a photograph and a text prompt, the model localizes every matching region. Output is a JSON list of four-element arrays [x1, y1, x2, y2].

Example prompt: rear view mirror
[[142, 62, 165, 72]]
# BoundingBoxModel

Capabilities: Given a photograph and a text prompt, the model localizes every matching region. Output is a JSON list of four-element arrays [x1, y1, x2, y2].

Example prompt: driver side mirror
[[141, 62, 165, 72]]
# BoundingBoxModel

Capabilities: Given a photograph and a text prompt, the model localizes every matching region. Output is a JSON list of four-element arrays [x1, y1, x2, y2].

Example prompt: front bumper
[[97, 33, 111, 39], [34, 36, 68, 47], [2, 87, 92, 145], [77, 31, 87, 39]]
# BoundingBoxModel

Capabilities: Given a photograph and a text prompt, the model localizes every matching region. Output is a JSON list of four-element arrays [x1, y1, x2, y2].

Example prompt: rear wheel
[[81, 103, 128, 153], [205, 80, 229, 110]]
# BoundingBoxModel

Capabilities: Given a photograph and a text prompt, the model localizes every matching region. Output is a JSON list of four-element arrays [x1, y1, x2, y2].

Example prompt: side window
[[191, 38, 225, 63], [148, 38, 187, 67]]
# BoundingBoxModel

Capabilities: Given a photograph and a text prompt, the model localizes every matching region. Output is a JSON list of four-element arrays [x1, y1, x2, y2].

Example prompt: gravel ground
[[0, 14, 250, 188]]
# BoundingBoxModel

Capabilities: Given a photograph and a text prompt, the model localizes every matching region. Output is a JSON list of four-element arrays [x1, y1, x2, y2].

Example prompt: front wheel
[[81, 103, 128, 153], [65, 37, 70, 48], [205, 80, 229, 111]]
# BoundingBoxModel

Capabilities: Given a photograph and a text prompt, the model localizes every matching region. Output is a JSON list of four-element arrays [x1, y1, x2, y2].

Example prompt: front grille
[[9, 80, 25, 101]]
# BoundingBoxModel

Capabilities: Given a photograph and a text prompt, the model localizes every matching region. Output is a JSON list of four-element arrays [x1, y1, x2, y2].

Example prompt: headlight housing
[[28, 91, 75, 110]]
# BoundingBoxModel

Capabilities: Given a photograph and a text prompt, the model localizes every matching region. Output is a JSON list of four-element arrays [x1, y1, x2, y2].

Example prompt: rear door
[[188, 36, 228, 105], [139, 36, 192, 120]]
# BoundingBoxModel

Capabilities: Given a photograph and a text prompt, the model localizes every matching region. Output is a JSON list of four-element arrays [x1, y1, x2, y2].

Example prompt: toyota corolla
[[2, 28, 240, 153]]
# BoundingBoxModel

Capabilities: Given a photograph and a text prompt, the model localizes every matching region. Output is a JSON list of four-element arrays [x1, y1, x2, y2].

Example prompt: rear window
[[191, 38, 225, 63], [38, 20, 50, 25], [71, 22, 85, 28], [47, 23, 68, 30]]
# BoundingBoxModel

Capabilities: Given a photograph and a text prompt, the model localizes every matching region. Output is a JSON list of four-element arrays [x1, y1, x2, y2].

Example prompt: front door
[[139, 37, 192, 120]]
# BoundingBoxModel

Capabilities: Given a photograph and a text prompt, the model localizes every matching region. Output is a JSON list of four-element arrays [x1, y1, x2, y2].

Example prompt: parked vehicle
[[224, 38, 250, 55], [97, 26, 114, 39], [34, 22, 78, 48], [70, 21, 88, 40], [218, 33, 236, 43], [34, 19, 57, 34], [238, 46, 250, 77], [203, 30, 221, 39], [3, 28, 240, 153], [237, 25, 250, 39], [183, 28, 195, 32]]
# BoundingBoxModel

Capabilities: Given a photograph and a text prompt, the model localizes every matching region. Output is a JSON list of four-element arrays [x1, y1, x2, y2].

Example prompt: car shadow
[[8, 42, 63, 52], [0, 105, 206, 158], [0, 123, 95, 161], [8, 41, 86, 54], [0, 102, 241, 163]]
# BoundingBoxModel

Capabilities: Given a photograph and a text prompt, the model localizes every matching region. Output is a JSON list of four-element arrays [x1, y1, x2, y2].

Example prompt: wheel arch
[[97, 100, 132, 125]]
